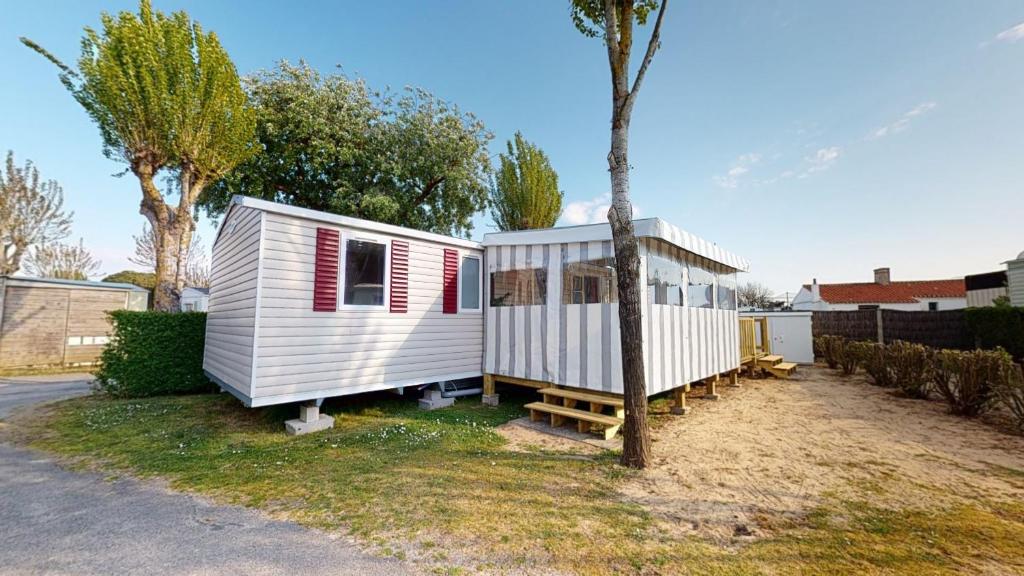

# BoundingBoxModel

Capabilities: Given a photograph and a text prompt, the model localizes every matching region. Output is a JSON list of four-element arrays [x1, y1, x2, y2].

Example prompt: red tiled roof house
[[791, 267, 966, 311]]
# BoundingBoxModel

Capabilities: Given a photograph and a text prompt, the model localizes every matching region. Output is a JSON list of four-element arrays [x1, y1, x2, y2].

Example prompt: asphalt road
[[0, 374, 412, 576]]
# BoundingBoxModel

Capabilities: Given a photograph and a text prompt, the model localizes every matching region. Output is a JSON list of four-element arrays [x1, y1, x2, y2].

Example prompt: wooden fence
[[812, 309, 971, 350]]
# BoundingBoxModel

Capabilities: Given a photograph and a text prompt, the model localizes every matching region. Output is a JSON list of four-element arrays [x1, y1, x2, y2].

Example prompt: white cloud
[[561, 193, 639, 226], [712, 153, 761, 189], [993, 22, 1024, 44], [868, 102, 937, 140], [796, 146, 841, 178]]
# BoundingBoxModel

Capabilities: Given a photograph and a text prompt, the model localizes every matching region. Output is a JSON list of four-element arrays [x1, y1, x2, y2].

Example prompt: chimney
[[874, 267, 891, 285], [811, 278, 820, 301]]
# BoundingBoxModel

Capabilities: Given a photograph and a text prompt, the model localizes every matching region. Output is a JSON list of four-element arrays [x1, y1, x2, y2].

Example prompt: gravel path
[[0, 374, 413, 576]]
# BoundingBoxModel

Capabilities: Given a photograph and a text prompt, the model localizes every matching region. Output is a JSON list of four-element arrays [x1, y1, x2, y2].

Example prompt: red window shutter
[[313, 228, 340, 312], [443, 248, 459, 314], [390, 240, 409, 313]]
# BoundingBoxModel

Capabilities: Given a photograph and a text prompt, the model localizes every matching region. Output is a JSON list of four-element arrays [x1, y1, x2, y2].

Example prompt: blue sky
[[3, 1, 1022, 296]]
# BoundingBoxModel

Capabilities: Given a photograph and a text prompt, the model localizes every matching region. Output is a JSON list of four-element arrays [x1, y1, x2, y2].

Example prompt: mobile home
[[204, 197, 750, 432], [203, 196, 485, 410], [480, 219, 749, 398]]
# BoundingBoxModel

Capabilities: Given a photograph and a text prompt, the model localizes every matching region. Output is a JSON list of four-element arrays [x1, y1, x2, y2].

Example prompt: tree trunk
[[135, 165, 192, 312], [609, 119, 651, 469]]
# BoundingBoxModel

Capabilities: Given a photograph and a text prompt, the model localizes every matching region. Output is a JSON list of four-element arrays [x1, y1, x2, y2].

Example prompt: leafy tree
[[22, 0, 255, 310], [24, 239, 101, 280], [571, 0, 668, 469], [103, 270, 156, 291], [200, 62, 492, 238], [0, 151, 73, 275], [130, 224, 210, 288], [738, 282, 774, 309], [490, 132, 563, 231]]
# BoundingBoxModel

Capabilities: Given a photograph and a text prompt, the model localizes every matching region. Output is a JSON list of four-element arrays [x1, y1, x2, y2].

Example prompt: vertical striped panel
[[587, 304, 602, 388], [312, 228, 339, 312], [389, 240, 409, 313], [442, 249, 458, 314], [484, 248, 496, 373]]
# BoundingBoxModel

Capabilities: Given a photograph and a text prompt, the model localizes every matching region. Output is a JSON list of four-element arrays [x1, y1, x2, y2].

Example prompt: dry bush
[[816, 335, 845, 370], [932, 349, 1010, 417], [993, 361, 1024, 431], [838, 340, 870, 376], [860, 342, 893, 387], [887, 340, 931, 399]]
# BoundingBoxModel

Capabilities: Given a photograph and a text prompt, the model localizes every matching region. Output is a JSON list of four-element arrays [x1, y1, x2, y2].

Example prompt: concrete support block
[[299, 404, 319, 423], [418, 388, 455, 411], [285, 414, 334, 436], [482, 393, 500, 406]]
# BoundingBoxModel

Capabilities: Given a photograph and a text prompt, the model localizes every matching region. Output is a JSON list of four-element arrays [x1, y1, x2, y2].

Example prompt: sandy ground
[[619, 366, 1024, 541]]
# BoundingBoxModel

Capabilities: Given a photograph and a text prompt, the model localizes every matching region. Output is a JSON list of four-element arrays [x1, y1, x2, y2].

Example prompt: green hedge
[[96, 310, 214, 398], [966, 306, 1024, 361]]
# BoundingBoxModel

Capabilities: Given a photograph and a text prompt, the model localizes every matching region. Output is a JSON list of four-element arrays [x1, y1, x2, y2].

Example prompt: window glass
[[687, 263, 715, 309], [461, 256, 481, 310], [562, 258, 618, 304], [646, 253, 683, 306], [344, 239, 386, 306], [490, 269, 547, 306], [717, 272, 737, 310]]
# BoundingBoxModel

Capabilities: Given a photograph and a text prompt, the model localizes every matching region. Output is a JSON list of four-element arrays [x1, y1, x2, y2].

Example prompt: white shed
[[180, 287, 209, 312], [481, 219, 749, 398], [203, 196, 485, 409]]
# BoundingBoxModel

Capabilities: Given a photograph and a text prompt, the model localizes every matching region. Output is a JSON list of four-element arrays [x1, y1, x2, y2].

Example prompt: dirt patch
[[622, 366, 1024, 542], [496, 416, 619, 455]]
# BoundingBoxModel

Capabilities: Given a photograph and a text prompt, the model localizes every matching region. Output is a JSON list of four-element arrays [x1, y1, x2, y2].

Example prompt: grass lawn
[[11, 388, 1024, 575]]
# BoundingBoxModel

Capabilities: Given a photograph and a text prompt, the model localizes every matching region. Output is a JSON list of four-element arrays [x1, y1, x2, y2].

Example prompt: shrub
[[965, 305, 1024, 361], [96, 310, 213, 398], [887, 340, 931, 399], [932, 349, 1010, 417], [994, 362, 1024, 432], [860, 342, 893, 387], [931, 349, 960, 405], [838, 340, 869, 376], [816, 335, 845, 370]]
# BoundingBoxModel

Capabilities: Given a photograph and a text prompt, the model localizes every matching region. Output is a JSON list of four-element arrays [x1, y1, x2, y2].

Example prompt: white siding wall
[[1009, 261, 1024, 307], [967, 287, 1008, 307], [204, 205, 263, 399], [250, 212, 483, 406]]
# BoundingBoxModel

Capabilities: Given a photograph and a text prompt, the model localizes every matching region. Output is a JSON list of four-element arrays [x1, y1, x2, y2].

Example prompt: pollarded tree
[[0, 151, 73, 275], [490, 132, 564, 231], [571, 0, 668, 469], [22, 0, 255, 310], [24, 239, 101, 280], [200, 62, 492, 238], [130, 223, 210, 288]]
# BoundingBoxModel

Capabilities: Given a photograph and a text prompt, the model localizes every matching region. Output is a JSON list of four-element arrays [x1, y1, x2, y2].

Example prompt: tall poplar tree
[[22, 0, 255, 310], [571, 0, 668, 469], [490, 132, 563, 231]]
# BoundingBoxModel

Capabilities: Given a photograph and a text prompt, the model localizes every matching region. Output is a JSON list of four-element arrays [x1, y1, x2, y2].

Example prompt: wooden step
[[768, 361, 798, 379], [525, 402, 623, 440], [538, 387, 624, 408], [757, 355, 784, 367]]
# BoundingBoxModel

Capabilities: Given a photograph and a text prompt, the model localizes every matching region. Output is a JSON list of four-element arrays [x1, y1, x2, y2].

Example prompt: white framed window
[[459, 254, 482, 313], [340, 234, 390, 310]]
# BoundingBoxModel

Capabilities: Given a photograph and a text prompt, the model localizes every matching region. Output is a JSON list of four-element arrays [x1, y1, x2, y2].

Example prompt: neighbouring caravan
[[203, 196, 485, 408], [481, 219, 750, 396]]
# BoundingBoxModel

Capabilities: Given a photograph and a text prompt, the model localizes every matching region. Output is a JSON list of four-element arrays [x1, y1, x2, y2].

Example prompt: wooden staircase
[[756, 354, 798, 379], [741, 317, 798, 379], [525, 388, 624, 440]]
